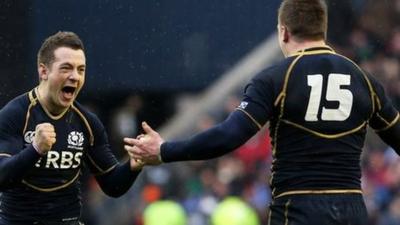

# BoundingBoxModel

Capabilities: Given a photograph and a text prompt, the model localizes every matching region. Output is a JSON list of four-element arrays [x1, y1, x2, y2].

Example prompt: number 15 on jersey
[[305, 73, 353, 122]]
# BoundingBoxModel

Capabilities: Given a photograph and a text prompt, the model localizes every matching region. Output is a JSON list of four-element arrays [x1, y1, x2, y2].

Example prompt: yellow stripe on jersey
[[334, 54, 377, 119], [272, 53, 304, 157], [281, 119, 367, 139], [274, 189, 363, 199], [35, 88, 69, 120], [23, 89, 39, 135], [284, 199, 291, 225], [86, 154, 117, 176], [236, 108, 262, 129], [71, 105, 94, 146], [376, 112, 400, 132], [22, 170, 81, 192], [265, 197, 291, 225], [290, 49, 335, 57], [277, 54, 303, 106]]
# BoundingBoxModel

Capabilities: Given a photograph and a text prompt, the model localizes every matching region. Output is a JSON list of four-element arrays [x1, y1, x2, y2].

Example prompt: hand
[[125, 143, 145, 171], [33, 123, 56, 155], [128, 157, 145, 171], [124, 122, 164, 165]]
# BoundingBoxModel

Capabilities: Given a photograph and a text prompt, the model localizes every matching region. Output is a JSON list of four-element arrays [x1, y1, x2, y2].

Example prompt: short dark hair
[[37, 31, 85, 67], [278, 0, 328, 41]]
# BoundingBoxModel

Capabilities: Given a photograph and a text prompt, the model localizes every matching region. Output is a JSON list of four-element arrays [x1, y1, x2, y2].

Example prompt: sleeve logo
[[24, 131, 35, 144], [239, 101, 249, 109]]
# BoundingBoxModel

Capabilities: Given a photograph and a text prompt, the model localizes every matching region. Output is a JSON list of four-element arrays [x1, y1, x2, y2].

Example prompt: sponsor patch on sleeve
[[238, 101, 248, 109]]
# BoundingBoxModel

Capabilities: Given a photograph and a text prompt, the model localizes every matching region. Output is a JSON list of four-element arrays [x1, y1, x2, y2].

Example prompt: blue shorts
[[268, 193, 368, 225]]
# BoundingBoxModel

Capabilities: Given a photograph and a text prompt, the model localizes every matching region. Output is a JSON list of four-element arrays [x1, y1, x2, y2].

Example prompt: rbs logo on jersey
[[35, 151, 83, 169], [24, 130, 84, 169]]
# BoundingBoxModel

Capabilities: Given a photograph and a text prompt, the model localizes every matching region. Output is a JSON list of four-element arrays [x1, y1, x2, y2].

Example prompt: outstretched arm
[[368, 73, 400, 155], [377, 119, 400, 154], [94, 158, 142, 198], [125, 110, 260, 164], [86, 113, 143, 198], [125, 70, 277, 165]]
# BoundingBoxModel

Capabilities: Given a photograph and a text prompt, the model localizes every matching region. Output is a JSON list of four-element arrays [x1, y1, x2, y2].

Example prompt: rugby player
[[0, 31, 143, 225]]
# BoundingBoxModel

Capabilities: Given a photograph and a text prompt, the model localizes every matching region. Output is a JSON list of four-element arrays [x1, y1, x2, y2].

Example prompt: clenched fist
[[32, 123, 56, 155]]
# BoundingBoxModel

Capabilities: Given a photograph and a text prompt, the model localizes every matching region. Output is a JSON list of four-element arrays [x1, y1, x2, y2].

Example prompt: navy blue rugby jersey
[[238, 46, 399, 198], [0, 88, 118, 221]]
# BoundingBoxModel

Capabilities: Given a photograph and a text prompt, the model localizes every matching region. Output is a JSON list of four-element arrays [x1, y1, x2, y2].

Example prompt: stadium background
[[2, 0, 400, 224]]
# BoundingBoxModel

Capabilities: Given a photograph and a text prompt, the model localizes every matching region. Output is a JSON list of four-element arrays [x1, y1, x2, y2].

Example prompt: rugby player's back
[[255, 46, 396, 197]]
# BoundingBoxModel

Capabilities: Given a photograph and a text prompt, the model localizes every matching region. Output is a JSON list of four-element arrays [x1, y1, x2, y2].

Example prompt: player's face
[[41, 47, 86, 112]]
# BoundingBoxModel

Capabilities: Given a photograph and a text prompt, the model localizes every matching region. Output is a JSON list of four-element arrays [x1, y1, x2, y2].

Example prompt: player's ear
[[38, 63, 49, 81], [282, 26, 289, 43]]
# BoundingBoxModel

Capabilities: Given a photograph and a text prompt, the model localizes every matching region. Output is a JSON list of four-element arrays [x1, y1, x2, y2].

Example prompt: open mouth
[[61, 86, 77, 100]]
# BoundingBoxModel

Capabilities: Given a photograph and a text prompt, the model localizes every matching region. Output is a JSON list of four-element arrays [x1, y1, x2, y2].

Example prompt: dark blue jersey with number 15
[[0, 88, 120, 223], [240, 46, 399, 198]]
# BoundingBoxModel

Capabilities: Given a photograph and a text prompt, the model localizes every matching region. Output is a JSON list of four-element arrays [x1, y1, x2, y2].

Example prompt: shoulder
[[0, 93, 30, 121], [72, 102, 107, 146], [252, 57, 295, 83], [243, 59, 295, 103], [0, 93, 30, 112], [72, 102, 104, 129], [247, 58, 295, 92], [0, 93, 31, 133], [328, 54, 384, 93]]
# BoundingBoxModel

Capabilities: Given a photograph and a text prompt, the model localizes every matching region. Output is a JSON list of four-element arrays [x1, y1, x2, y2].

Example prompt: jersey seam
[[87, 154, 117, 175], [281, 119, 367, 139], [274, 189, 363, 199], [22, 170, 81, 192], [71, 105, 94, 146], [236, 108, 262, 129], [93, 164, 117, 176], [375, 112, 400, 132], [335, 54, 377, 120]]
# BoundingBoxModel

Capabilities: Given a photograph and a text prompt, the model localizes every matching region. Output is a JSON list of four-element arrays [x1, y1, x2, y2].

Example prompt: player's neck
[[36, 85, 69, 118], [286, 40, 327, 57]]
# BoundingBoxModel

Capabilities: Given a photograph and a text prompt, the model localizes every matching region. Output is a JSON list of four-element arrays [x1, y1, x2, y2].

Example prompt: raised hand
[[33, 123, 56, 155], [124, 122, 164, 165]]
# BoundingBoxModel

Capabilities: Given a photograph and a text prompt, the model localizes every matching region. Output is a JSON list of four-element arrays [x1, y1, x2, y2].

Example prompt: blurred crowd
[[80, 1, 400, 225]]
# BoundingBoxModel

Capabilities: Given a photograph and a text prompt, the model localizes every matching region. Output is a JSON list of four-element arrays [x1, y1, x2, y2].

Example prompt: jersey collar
[[34, 87, 71, 120], [290, 45, 335, 57]]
